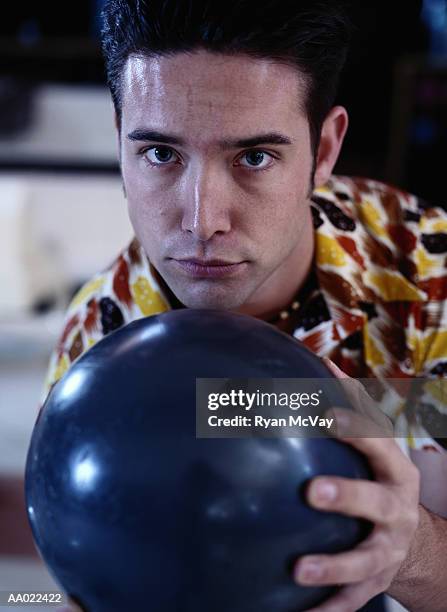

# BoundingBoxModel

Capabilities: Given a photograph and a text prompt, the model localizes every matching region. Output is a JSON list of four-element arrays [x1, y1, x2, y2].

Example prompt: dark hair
[[101, 0, 351, 154]]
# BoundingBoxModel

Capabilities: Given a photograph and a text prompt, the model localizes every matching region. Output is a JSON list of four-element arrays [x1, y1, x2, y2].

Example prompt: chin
[[175, 288, 246, 311], [180, 297, 238, 311]]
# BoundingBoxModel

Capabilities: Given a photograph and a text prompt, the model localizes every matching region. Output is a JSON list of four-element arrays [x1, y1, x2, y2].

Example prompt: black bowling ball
[[26, 309, 371, 612]]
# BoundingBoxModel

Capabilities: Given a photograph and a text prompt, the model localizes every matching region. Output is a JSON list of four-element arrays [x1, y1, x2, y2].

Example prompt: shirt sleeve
[[38, 272, 110, 411], [37, 238, 172, 414], [401, 196, 447, 451]]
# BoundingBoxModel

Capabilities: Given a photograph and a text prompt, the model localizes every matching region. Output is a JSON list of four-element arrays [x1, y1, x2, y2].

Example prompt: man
[[47, 1, 447, 610]]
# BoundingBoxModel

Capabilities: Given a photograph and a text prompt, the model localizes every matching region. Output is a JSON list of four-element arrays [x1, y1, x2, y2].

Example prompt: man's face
[[119, 50, 316, 313]]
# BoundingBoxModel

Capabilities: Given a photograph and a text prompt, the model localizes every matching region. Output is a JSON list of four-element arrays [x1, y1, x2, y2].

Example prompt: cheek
[[127, 201, 167, 246], [256, 189, 310, 254], [261, 186, 308, 230], [125, 190, 163, 252], [263, 161, 311, 213], [123, 166, 170, 231]]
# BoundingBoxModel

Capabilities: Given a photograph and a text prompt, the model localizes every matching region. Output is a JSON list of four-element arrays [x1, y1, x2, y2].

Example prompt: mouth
[[180, 258, 239, 266], [169, 258, 248, 279]]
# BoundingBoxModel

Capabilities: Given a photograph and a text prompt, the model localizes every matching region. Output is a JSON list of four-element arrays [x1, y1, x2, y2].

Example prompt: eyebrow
[[126, 129, 293, 149]]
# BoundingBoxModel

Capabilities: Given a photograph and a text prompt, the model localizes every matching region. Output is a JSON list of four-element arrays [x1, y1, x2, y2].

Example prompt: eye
[[143, 146, 180, 166], [237, 150, 274, 170]]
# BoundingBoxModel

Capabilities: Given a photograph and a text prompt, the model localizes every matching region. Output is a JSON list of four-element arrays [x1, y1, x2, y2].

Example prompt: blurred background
[[0, 0, 445, 609]]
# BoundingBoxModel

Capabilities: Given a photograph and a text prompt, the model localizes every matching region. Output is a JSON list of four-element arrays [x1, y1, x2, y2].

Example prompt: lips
[[170, 258, 248, 279], [180, 258, 238, 266]]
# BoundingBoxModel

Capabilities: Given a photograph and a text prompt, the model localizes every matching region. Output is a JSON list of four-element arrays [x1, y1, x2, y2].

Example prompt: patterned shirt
[[41, 175, 447, 453]]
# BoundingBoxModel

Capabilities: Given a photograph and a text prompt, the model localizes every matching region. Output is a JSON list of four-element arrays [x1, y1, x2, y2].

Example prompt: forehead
[[120, 50, 308, 138]]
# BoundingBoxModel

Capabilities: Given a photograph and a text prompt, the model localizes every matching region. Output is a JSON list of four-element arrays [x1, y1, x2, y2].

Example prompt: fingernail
[[296, 561, 323, 584], [314, 480, 338, 503]]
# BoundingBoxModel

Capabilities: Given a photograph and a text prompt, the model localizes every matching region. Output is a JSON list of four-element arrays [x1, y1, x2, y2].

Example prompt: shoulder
[[312, 175, 447, 294], [65, 237, 170, 336], [314, 175, 447, 240], [41, 238, 170, 403], [312, 175, 423, 233], [311, 176, 447, 377]]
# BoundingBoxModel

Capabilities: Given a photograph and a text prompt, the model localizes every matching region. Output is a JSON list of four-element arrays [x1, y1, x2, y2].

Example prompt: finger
[[327, 405, 393, 439], [323, 357, 393, 435], [323, 358, 394, 432], [294, 533, 401, 586], [304, 573, 389, 612], [306, 476, 398, 523], [328, 409, 413, 483], [322, 357, 349, 380]]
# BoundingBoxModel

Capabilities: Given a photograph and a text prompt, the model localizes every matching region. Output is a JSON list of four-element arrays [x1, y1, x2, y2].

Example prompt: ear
[[313, 106, 349, 188]]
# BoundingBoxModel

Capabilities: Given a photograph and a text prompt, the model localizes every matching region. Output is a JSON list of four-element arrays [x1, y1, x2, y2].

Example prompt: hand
[[293, 359, 421, 611]]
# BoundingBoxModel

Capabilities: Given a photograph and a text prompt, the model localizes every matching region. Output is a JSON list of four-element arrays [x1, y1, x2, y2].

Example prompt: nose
[[181, 165, 232, 241]]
